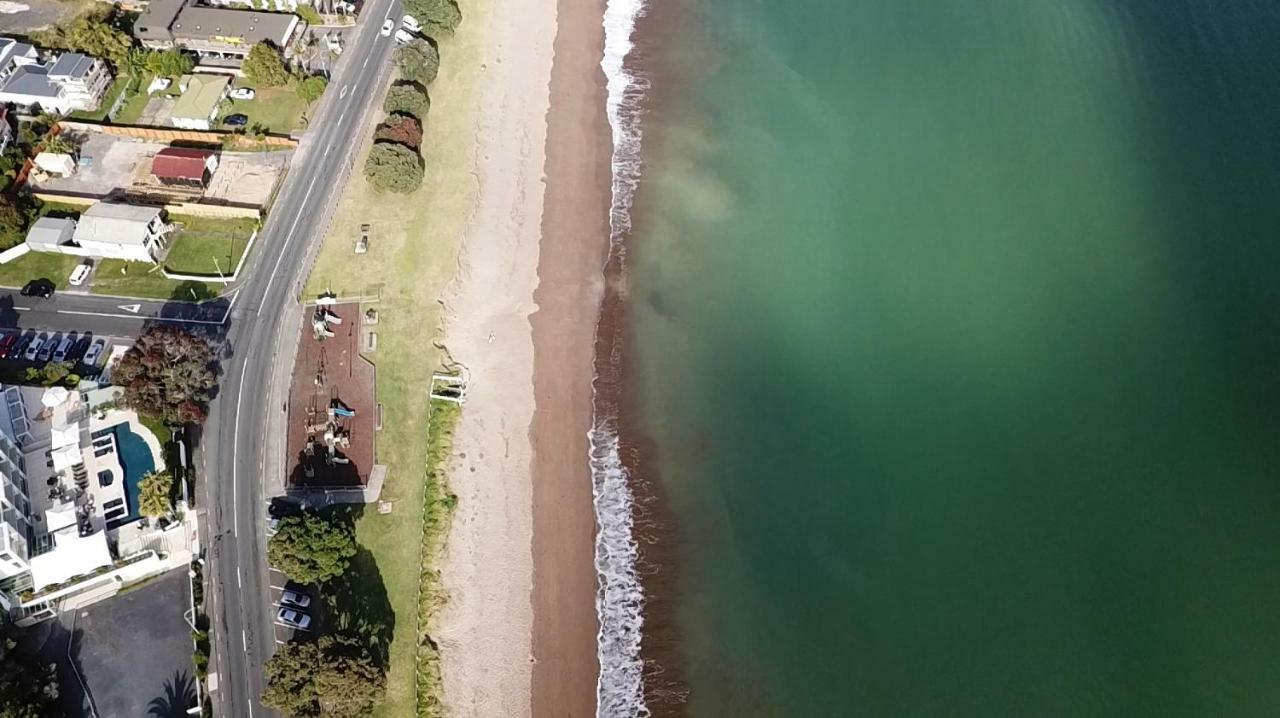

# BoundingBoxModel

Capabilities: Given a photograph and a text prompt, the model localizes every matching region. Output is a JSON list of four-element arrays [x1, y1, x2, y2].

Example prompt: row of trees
[[0, 636, 60, 718], [262, 511, 386, 716], [363, 40, 441, 194]]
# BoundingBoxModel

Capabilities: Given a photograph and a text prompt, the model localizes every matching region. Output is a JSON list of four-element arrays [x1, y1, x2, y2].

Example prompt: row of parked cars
[[267, 497, 315, 631], [0, 329, 106, 367]]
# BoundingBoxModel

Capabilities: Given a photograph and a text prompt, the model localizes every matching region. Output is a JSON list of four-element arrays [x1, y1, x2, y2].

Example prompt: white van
[[401, 14, 421, 33], [394, 28, 415, 45]]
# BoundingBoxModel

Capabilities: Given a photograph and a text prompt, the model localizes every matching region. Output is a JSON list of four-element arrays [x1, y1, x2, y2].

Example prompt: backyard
[[0, 252, 81, 290], [221, 86, 312, 134], [90, 214, 256, 299]]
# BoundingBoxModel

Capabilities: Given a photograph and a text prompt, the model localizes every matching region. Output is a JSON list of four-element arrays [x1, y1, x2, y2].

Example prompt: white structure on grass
[[20, 203, 174, 264]]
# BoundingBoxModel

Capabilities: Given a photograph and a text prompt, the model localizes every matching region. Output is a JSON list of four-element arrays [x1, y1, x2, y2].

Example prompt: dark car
[[224, 113, 249, 127], [12, 331, 35, 358], [20, 279, 54, 298], [0, 332, 16, 358]]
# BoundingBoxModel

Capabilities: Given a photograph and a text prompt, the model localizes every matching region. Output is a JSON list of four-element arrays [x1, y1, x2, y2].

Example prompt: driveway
[[26, 569, 198, 718]]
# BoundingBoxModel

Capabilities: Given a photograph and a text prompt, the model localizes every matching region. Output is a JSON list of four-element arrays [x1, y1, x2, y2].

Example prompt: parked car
[[380, 18, 394, 36], [12, 332, 35, 359], [25, 332, 47, 361], [68, 261, 92, 287], [37, 333, 60, 362], [81, 338, 105, 367], [0, 332, 16, 359], [229, 87, 256, 101], [52, 334, 74, 363], [268, 497, 302, 519], [20, 279, 54, 298], [224, 113, 249, 127], [67, 334, 92, 363], [280, 589, 311, 609], [394, 28, 414, 45], [276, 607, 311, 630], [401, 13, 421, 33]]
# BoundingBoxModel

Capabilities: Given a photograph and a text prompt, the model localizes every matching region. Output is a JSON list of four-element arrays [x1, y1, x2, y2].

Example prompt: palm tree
[[138, 470, 175, 519]]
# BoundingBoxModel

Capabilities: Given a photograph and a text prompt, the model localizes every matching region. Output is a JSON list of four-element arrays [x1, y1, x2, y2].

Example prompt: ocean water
[[611, 0, 1280, 715]]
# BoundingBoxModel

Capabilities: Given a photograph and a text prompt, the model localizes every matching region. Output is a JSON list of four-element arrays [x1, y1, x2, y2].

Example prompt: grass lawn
[[301, 4, 487, 712], [113, 72, 156, 125], [0, 252, 80, 289], [163, 215, 258, 277], [222, 86, 311, 134], [90, 259, 216, 300]]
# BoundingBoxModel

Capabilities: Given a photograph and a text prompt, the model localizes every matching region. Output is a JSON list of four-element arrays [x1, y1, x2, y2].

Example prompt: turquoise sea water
[[626, 1, 1280, 714]]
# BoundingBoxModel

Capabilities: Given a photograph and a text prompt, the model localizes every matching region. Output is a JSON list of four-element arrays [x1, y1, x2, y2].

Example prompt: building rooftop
[[74, 203, 163, 246], [47, 53, 95, 80], [171, 74, 229, 121], [171, 6, 298, 46], [134, 0, 187, 43], [152, 147, 215, 181], [25, 217, 75, 251], [3, 65, 58, 99]]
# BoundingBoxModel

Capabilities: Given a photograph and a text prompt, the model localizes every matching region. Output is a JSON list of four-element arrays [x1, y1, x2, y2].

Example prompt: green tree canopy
[[242, 42, 291, 87], [383, 81, 430, 118], [0, 637, 61, 718], [138, 470, 175, 518], [145, 49, 195, 77], [395, 39, 440, 86], [113, 325, 218, 424], [402, 0, 462, 38], [363, 142, 423, 194], [39, 11, 133, 67], [0, 202, 26, 250], [262, 636, 385, 718], [267, 511, 357, 585], [41, 135, 76, 156], [295, 75, 328, 102]]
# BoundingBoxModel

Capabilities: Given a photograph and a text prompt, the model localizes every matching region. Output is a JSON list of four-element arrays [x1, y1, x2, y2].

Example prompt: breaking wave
[[593, 0, 650, 715]]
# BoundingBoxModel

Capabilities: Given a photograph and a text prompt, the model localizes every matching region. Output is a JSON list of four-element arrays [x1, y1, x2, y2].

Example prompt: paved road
[[192, 4, 401, 716], [0, 290, 235, 336]]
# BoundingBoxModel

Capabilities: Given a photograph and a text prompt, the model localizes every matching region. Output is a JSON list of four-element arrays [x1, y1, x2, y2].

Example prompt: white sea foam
[[594, 0, 650, 715]]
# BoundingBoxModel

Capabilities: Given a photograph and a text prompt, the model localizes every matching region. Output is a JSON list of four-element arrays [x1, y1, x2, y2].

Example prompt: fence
[[55, 120, 298, 148]]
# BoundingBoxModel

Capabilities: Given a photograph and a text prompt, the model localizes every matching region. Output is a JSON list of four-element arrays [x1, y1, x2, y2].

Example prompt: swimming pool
[[100, 423, 157, 529]]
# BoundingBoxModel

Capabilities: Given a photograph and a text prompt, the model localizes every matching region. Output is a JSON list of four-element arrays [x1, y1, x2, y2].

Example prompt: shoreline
[[433, 0, 556, 711], [529, 0, 612, 714]]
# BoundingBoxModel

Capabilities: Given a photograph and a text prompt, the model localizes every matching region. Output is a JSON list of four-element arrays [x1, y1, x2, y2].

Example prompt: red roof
[[151, 147, 214, 181]]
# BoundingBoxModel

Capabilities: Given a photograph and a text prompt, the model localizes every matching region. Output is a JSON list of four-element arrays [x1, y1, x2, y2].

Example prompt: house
[[170, 74, 230, 130], [72, 203, 173, 263], [0, 38, 112, 115], [135, 0, 302, 60], [23, 217, 77, 254], [151, 147, 219, 188]]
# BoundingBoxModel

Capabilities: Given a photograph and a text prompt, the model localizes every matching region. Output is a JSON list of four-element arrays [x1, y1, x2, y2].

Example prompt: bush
[[296, 4, 322, 24], [295, 75, 328, 102], [0, 201, 25, 250], [374, 113, 423, 149], [242, 42, 291, 87], [383, 81, 430, 118], [396, 39, 440, 86], [364, 142, 423, 193], [146, 49, 195, 77]]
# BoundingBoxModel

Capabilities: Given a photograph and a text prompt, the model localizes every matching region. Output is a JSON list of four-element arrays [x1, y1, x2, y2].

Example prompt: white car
[[229, 87, 256, 101], [81, 338, 105, 367], [147, 76, 172, 94], [25, 333, 46, 362], [276, 607, 311, 630], [380, 18, 394, 36], [280, 589, 311, 609], [68, 261, 92, 286], [401, 13, 420, 33], [394, 28, 415, 45]]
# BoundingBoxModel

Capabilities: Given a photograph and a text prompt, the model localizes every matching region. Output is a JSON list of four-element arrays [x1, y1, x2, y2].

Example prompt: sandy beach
[[436, 0, 608, 713]]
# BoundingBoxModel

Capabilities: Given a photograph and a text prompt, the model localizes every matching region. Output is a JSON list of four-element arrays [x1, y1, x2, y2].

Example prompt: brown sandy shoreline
[[529, 0, 613, 714]]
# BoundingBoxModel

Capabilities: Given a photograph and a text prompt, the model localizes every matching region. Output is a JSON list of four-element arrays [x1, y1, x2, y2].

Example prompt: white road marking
[[248, 699, 255, 718], [237, 566, 243, 589], [339, 84, 349, 99], [241, 630, 248, 651], [117, 303, 141, 313], [258, 173, 321, 311], [232, 356, 251, 536], [362, 54, 371, 68], [337, 110, 347, 124], [13, 305, 30, 310]]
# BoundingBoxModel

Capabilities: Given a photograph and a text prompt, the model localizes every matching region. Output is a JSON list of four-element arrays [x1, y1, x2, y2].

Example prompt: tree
[[383, 81, 430, 118], [113, 325, 218, 424], [262, 636, 384, 718], [242, 42, 290, 87], [0, 637, 61, 718], [295, 75, 328, 102], [145, 49, 195, 77], [402, 0, 461, 38], [138, 470, 175, 518], [395, 39, 439, 86], [363, 142, 423, 194], [41, 13, 133, 67], [41, 135, 76, 156], [267, 511, 356, 585], [0, 202, 25, 250], [295, 5, 322, 25], [373, 113, 422, 149]]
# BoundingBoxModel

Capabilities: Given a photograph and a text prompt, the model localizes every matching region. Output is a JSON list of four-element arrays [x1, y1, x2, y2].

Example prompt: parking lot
[[0, 326, 127, 375], [266, 498, 321, 646]]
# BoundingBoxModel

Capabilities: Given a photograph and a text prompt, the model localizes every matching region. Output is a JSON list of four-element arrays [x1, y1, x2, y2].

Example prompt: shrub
[[383, 81, 430, 118], [364, 142, 423, 193], [396, 39, 440, 86], [242, 42, 291, 87], [296, 75, 328, 102], [145, 49, 195, 77], [402, 0, 462, 38], [374, 113, 423, 149]]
